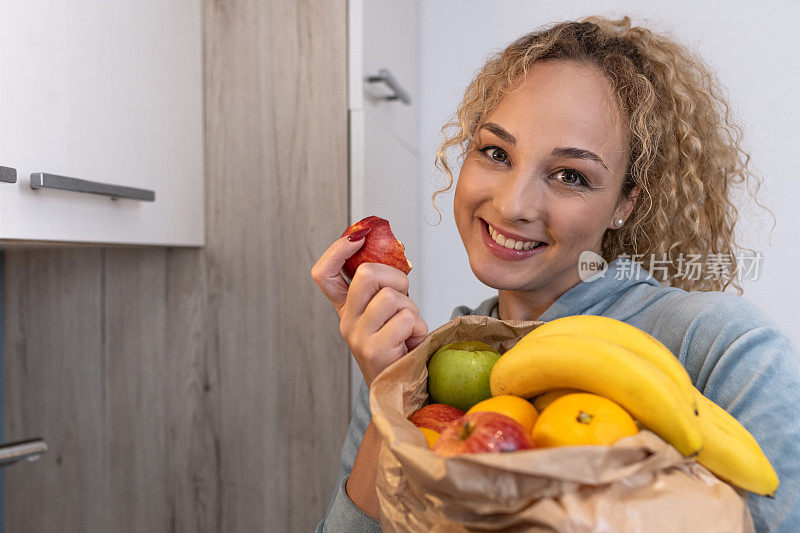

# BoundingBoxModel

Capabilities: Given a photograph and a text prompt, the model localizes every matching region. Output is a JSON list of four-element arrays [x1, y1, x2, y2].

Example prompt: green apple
[[427, 341, 502, 412]]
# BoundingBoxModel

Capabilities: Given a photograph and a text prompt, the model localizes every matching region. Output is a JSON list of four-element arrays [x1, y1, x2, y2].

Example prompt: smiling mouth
[[484, 221, 546, 251]]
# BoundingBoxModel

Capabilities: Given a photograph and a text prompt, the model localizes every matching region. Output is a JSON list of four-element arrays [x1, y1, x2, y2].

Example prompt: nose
[[492, 168, 544, 223]]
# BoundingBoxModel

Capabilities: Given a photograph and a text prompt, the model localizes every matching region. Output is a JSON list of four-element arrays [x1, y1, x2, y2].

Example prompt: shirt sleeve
[[316, 376, 381, 532], [651, 291, 800, 532]]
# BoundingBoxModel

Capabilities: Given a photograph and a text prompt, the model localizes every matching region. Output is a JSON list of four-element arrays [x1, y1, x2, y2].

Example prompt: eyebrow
[[479, 122, 610, 171]]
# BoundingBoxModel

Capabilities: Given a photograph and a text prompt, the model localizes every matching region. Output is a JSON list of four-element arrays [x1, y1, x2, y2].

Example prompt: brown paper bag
[[370, 315, 754, 532]]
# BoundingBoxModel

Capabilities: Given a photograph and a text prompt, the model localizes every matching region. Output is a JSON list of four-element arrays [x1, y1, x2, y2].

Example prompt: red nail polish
[[347, 227, 372, 241]]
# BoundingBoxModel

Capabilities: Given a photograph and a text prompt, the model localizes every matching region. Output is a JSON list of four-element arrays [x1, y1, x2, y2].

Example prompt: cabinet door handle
[[0, 166, 17, 183], [30, 173, 155, 202], [366, 68, 411, 105], [0, 438, 48, 468]]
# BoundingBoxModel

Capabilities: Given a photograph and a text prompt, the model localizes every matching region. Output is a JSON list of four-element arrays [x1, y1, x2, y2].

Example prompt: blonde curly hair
[[431, 16, 773, 294]]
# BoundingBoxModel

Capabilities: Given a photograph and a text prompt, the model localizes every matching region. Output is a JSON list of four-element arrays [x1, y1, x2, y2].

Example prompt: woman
[[312, 16, 799, 532]]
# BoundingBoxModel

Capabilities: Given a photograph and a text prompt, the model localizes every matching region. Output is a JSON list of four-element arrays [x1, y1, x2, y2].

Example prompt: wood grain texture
[[163, 248, 221, 532], [204, 0, 350, 529], [2, 250, 109, 532], [2, 0, 350, 531], [103, 248, 169, 530]]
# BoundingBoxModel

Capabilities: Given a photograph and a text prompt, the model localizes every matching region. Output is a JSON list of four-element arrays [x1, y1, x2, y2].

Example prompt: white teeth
[[487, 224, 541, 250]]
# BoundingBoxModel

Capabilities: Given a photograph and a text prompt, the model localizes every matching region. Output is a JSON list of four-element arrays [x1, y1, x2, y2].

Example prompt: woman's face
[[454, 59, 636, 297]]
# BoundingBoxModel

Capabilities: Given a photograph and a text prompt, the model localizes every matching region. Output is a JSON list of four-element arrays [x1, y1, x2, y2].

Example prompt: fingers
[[362, 293, 428, 358], [377, 308, 428, 357], [359, 285, 418, 332], [405, 315, 429, 351], [344, 263, 410, 319], [363, 309, 428, 381], [310, 234, 368, 313], [334, 263, 427, 386], [351, 309, 429, 387]]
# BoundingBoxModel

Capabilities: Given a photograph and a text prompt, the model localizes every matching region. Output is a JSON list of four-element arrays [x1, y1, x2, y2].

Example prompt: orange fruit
[[419, 427, 440, 448], [531, 393, 638, 448], [466, 395, 539, 434]]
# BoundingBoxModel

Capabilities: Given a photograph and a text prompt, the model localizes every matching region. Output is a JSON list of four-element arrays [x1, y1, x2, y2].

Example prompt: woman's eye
[[478, 145, 508, 163], [554, 168, 589, 187]]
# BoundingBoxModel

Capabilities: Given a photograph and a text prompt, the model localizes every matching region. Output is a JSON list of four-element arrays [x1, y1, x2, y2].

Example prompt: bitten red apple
[[432, 411, 533, 456], [341, 216, 412, 279], [409, 403, 464, 434]]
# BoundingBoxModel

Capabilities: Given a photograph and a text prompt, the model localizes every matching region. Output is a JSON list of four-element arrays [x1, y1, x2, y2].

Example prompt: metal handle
[[0, 438, 47, 468], [366, 68, 411, 105], [0, 166, 17, 183], [30, 173, 155, 202]]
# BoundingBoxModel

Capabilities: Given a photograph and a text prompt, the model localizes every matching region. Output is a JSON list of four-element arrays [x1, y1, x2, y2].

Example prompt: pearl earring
[[615, 219, 624, 227]]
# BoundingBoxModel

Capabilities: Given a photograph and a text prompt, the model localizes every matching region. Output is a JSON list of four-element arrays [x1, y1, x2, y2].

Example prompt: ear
[[609, 185, 641, 229]]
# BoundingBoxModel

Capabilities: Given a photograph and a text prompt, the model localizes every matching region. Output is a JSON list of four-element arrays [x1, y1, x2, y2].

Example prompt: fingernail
[[347, 227, 372, 242]]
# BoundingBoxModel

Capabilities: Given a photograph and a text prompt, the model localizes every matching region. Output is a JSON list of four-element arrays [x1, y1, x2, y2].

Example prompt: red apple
[[409, 403, 464, 433], [340, 216, 412, 279], [432, 411, 533, 456]]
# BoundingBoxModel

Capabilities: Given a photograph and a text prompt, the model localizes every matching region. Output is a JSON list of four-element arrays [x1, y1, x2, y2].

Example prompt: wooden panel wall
[[2, 1, 350, 531]]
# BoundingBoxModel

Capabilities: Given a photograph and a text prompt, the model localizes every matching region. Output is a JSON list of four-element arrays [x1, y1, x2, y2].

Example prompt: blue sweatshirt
[[316, 256, 800, 532]]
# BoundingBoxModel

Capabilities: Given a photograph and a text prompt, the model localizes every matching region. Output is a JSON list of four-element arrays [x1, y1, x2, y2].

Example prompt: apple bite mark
[[340, 216, 413, 278]]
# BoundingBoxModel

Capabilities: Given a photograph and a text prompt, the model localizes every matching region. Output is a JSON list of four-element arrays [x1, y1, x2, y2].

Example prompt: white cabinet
[[355, 0, 420, 275], [348, 0, 420, 406], [0, 0, 204, 246]]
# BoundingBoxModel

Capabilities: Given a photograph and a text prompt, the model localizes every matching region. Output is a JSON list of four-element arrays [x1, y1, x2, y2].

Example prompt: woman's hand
[[311, 233, 428, 387]]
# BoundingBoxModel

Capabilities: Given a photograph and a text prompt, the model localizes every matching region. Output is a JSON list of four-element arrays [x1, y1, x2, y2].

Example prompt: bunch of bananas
[[489, 315, 780, 497]]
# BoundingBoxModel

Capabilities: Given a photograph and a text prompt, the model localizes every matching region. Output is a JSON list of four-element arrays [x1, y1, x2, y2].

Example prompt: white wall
[[416, 1, 800, 350]]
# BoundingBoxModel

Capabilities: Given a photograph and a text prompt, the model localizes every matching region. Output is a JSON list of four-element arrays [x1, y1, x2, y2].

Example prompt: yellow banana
[[524, 317, 778, 494], [519, 315, 698, 414], [693, 391, 779, 496], [490, 333, 703, 457]]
